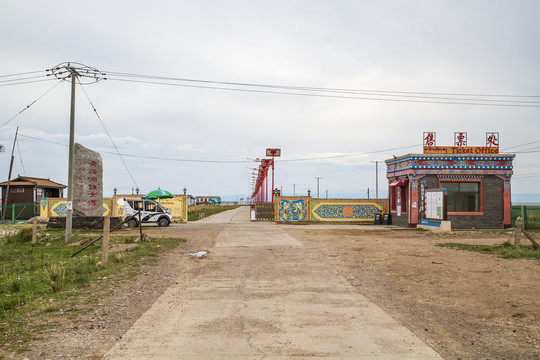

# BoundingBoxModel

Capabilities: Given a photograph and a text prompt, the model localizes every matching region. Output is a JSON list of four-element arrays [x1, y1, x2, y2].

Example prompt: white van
[[123, 198, 173, 227]]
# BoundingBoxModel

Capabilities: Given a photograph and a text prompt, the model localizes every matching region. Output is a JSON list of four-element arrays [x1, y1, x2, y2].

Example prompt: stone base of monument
[[47, 216, 124, 230]]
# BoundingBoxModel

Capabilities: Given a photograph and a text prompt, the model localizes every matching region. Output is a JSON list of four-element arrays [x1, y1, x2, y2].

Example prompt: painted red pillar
[[503, 178, 512, 227], [271, 158, 275, 203]]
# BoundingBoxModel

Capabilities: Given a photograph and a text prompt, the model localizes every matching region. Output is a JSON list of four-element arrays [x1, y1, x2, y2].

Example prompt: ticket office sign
[[423, 146, 499, 155]]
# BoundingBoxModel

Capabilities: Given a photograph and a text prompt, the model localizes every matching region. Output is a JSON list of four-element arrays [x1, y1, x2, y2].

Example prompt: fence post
[[32, 220, 37, 244], [102, 216, 110, 267], [514, 217, 523, 247], [11, 205, 15, 224]]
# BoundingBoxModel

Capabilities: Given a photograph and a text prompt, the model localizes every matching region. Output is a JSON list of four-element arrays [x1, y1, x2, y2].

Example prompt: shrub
[[3, 227, 33, 244], [7, 277, 22, 293], [113, 252, 127, 263], [68, 256, 98, 284], [44, 263, 66, 292]]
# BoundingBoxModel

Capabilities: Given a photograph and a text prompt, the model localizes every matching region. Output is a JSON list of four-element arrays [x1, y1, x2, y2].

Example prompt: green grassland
[[0, 225, 185, 354]]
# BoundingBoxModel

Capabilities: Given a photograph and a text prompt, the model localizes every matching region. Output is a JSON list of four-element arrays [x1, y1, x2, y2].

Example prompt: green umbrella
[[146, 188, 175, 200]]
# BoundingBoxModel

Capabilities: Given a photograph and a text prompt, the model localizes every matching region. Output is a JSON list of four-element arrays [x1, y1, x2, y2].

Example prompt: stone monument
[[73, 143, 103, 216]]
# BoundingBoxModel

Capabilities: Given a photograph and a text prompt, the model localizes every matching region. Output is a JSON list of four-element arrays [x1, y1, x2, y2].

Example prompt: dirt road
[[105, 207, 442, 359], [18, 206, 538, 359]]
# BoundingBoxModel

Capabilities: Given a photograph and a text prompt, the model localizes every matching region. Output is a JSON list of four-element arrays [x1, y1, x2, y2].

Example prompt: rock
[[73, 143, 103, 216], [27, 216, 49, 225]]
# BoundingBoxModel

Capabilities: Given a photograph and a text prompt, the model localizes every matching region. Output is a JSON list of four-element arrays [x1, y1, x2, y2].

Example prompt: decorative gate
[[254, 202, 274, 221]]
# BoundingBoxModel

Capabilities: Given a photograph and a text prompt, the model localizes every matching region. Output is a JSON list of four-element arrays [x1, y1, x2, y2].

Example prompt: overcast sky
[[1, 0, 539, 202]]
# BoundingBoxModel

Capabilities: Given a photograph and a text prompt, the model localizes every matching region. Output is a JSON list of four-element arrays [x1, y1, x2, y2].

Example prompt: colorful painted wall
[[110, 195, 188, 223], [275, 197, 388, 223], [40, 198, 111, 217], [386, 154, 515, 228], [275, 197, 310, 221], [40, 195, 188, 223]]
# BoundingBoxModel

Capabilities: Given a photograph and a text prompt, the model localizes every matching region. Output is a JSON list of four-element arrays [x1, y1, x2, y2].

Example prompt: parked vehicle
[[123, 198, 173, 227]]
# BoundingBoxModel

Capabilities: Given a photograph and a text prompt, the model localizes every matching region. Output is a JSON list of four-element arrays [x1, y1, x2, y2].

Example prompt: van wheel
[[158, 217, 170, 227], [127, 218, 138, 228]]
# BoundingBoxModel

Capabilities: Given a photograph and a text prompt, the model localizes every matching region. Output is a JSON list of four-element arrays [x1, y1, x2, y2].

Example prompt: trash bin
[[373, 213, 382, 225], [382, 214, 391, 225]]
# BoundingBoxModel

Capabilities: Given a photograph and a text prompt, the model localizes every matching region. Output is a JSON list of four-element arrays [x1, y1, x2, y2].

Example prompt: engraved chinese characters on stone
[[73, 143, 103, 216]]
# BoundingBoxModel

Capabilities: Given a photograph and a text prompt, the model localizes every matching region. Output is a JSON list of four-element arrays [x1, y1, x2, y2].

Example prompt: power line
[[0, 74, 50, 84], [76, 78, 140, 190], [104, 76, 540, 108], [512, 173, 540, 179], [502, 139, 540, 151], [0, 80, 63, 129], [16, 131, 424, 164], [103, 70, 540, 99], [278, 144, 421, 162], [0, 70, 47, 78], [16, 139, 26, 175], [3, 67, 540, 107], [16, 127, 540, 164], [0, 78, 58, 87]]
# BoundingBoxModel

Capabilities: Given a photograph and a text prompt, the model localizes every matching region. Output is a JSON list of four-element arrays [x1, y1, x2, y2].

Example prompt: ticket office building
[[385, 154, 515, 229]]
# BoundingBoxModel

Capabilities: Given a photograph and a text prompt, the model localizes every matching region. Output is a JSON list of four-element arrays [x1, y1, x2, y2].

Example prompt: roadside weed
[[436, 241, 540, 260]]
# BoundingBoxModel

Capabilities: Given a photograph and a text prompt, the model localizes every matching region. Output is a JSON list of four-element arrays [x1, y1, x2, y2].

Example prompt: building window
[[10, 187, 25, 193], [441, 181, 481, 213]]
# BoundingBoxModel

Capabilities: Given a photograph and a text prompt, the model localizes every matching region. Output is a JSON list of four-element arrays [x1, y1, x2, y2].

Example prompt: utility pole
[[65, 65, 78, 242], [371, 161, 380, 199], [292, 184, 298, 196], [2, 127, 19, 223], [47, 62, 106, 242], [315, 177, 322, 199]]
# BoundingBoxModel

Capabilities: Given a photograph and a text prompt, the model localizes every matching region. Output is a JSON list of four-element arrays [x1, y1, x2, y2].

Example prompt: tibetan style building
[[385, 150, 514, 229]]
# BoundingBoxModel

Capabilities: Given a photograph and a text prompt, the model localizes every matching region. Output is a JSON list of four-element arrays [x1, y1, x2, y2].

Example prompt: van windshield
[[145, 201, 164, 212]]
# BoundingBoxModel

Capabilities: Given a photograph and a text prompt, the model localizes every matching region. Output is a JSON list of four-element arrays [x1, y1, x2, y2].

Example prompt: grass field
[[0, 225, 185, 353]]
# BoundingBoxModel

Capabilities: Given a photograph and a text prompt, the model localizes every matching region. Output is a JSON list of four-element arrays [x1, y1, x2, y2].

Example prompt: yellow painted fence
[[40, 195, 188, 223]]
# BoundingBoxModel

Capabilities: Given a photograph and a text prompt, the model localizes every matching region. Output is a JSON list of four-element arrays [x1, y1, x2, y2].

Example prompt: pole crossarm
[[47, 62, 107, 84]]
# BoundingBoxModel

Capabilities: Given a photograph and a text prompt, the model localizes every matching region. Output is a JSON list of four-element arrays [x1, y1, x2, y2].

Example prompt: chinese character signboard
[[423, 131, 500, 154], [486, 132, 499, 147], [454, 132, 467, 147], [266, 148, 281, 157], [423, 132, 436, 146], [73, 143, 103, 216]]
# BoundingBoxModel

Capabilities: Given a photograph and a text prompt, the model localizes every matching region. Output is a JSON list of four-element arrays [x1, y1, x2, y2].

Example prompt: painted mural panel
[[40, 199, 49, 217], [156, 197, 186, 221], [41, 198, 111, 217], [277, 198, 308, 221], [311, 200, 386, 222], [111, 195, 187, 222]]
